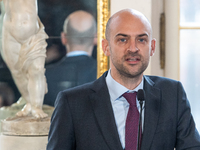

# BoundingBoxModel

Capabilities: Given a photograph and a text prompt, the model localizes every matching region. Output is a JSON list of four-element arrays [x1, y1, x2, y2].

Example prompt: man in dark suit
[[44, 10, 97, 106], [47, 9, 200, 149]]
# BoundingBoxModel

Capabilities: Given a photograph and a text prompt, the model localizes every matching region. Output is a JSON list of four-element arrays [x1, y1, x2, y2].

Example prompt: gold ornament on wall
[[97, 0, 110, 78]]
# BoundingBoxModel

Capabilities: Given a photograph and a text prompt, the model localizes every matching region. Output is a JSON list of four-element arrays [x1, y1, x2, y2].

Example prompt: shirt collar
[[66, 51, 88, 57], [106, 69, 144, 101]]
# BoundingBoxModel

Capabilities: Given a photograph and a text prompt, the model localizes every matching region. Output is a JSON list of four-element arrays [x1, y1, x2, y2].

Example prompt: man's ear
[[102, 39, 110, 56], [150, 38, 156, 56], [61, 32, 67, 45], [93, 34, 97, 45]]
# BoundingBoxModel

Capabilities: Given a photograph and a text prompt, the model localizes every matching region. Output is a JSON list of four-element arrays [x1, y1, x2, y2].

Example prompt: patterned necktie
[[123, 92, 139, 150]]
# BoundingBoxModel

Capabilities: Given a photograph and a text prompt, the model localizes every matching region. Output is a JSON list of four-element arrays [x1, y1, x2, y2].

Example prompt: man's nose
[[127, 39, 139, 52]]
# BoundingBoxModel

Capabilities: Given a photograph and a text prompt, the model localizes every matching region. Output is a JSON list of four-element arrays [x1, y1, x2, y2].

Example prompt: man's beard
[[113, 54, 149, 79], [116, 62, 147, 79]]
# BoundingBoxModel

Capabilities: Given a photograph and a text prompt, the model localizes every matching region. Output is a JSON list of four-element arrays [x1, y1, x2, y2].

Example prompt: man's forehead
[[106, 9, 152, 40], [109, 16, 152, 37]]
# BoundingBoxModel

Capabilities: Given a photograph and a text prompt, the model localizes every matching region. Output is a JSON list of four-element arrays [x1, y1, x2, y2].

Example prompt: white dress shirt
[[105, 69, 144, 149], [66, 50, 88, 57]]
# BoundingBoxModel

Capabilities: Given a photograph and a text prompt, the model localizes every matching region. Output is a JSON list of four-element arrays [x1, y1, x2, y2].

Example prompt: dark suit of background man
[[44, 10, 97, 106], [47, 8, 200, 150]]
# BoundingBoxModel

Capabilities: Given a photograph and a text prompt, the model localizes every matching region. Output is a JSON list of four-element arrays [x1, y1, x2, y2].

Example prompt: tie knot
[[123, 92, 137, 106]]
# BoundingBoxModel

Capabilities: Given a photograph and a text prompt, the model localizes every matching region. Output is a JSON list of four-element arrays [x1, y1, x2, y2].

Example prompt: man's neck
[[110, 70, 143, 90]]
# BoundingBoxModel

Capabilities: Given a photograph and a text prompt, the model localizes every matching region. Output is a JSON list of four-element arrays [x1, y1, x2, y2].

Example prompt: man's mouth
[[126, 56, 140, 62], [127, 58, 138, 61]]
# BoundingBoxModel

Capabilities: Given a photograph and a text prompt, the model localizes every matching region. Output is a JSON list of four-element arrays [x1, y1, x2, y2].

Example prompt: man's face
[[103, 12, 156, 79]]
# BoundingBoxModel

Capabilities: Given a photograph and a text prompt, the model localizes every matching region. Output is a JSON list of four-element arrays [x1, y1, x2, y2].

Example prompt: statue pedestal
[[1, 116, 50, 135], [0, 116, 51, 150], [0, 104, 54, 149], [0, 103, 54, 132], [0, 134, 48, 150]]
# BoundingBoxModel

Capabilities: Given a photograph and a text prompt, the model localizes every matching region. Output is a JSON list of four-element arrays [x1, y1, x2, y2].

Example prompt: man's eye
[[138, 39, 145, 42], [120, 38, 127, 42]]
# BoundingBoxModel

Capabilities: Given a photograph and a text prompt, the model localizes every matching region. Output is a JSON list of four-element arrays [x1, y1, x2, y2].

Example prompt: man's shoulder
[[144, 75, 180, 86], [61, 73, 106, 94], [145, 75, 178, 81]]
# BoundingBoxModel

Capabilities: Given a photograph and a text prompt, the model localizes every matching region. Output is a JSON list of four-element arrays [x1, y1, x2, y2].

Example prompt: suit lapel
[[141, 76, 161, 150], [89, 74, 161, 150], [89, 73, 123, 150]]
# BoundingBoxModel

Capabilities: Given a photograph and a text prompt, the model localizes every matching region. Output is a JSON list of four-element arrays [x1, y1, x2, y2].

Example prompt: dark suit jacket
[[47, 72, 200, 150], [44, 55, 97, 106]]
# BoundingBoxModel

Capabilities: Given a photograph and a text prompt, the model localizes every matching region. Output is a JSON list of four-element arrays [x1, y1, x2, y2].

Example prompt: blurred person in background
[[44, 10, 97, 106]]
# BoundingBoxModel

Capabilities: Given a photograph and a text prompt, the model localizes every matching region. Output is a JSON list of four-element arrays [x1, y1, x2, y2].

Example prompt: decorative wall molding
[[97, 0, 110, 78]]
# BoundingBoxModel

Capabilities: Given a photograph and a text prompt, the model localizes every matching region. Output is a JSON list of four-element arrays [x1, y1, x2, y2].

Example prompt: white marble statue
[[0, 0, 48, 118]]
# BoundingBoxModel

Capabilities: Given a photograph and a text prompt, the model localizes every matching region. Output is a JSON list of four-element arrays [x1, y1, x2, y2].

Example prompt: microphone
[[137, 89, 145, 150]]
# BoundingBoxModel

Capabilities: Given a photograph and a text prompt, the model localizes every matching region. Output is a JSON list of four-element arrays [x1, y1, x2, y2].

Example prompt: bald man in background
[[44, 10, 97, 106]]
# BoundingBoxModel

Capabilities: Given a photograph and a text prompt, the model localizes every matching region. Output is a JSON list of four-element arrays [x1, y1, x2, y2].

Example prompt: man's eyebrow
[[138, 33, 149, 37], [115, 33, 129, 38], [115, 33, 149, 38]]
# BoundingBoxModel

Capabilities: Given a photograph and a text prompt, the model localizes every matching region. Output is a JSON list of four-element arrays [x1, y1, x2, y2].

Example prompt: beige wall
[[151, 0, 164, 77], [165, 0, 179, 80]]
